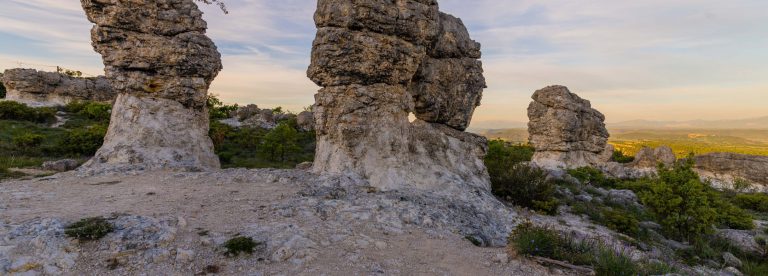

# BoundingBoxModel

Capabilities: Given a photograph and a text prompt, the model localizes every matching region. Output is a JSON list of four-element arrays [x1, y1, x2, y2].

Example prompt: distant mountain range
[[469, 116, 768, 130], [608, 116, 768, 129]]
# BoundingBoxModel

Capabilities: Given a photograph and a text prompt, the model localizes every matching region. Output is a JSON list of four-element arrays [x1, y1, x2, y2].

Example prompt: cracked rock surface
[[78, 0, 222, 174], [528, 85, 612, 169], [1, 68, 115, 107], [308, 0, 489, 191]]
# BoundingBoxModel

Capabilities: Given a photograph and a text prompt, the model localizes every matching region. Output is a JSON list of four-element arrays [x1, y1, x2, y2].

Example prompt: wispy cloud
[[0, 0, 766, 124]]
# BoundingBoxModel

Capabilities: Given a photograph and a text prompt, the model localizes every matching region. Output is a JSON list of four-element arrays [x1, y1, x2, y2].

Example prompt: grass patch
[[64, 217, 114, 241], [508, 221, 673, 275]]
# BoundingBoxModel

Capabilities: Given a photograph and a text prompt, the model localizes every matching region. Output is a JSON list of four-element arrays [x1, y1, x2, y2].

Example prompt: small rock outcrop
[[695, 152, 768, 189], [1, 69, 115, 106], [308, 0, 489, 191], [631, 146, 676, 168], [41, 159, 80, 172], [528, 85, 612, 169], [78, 0, 222, 173]]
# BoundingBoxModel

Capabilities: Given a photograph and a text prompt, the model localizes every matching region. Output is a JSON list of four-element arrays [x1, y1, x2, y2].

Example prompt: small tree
[[639, 158, 717, 242], [259, 122, 301, 162]]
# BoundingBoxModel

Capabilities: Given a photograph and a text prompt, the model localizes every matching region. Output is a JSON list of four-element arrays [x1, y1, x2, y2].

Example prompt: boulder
[[308, 0, 489, 192], [2, 69, 116, 107], [723, 252, 743, 268], [631, 146, 676, 168], [527, 85, 611, 169], [41, 159, 79, 172], [695, 152, 768, 190], [78, 0, 222, 174], [297, 111, 314, 131]]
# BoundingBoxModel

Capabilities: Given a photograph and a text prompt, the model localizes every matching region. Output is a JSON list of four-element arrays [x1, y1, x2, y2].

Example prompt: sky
[[1, 0, 767, 127]]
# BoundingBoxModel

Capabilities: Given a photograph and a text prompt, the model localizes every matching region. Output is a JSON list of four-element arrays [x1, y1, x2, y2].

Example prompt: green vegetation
[[508, 221, 673, 276], [210, 119, 315, 169], [0, 72, 5, 98], [207, 94, 238, 120], [223, 236, 259, 256], [0, 99, 316, 179], [485, 141, 558, 215], [611, 149, 635, 163], [206, 95, 315, 168], [732, 193, 768, 213], [567, 166, 616, 188], [0, 101, 56, 123], [64, 217, 114, 241]]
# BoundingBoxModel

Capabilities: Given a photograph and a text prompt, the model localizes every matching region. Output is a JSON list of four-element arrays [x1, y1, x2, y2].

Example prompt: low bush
[[207, 94, 238, 120], [485, 140, 534, 177], [0, 101, 56, 123], [64, 217, 113, 241], [491, 163, 559, 215], [56, 124, 108, 156], [65, 101, 112, 121], [509, 221, 673, 275], [638, 158, 754, 241], [732, 193, 768, 213], [611, 149, 635, 164], [602, 209, 640, 237], [223, 236, 259, 256], [567, 167, 616, 188], [13, 133, 45, 148]]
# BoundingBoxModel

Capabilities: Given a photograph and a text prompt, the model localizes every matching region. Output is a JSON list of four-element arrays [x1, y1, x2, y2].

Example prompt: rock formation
[[308, 0, 489, 191], [527, 85, 612, 169], [695, 152, 768, 189], [1, 69, 116, 106], [630, 146, 676, 168], [79, 0, 222, 173]]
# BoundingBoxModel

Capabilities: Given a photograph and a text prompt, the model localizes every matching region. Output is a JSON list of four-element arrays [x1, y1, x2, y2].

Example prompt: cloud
[[1, 0, 766, 122]]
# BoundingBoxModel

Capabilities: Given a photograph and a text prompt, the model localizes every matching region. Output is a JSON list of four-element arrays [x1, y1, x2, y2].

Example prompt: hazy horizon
[[1, 0, 766, 126]]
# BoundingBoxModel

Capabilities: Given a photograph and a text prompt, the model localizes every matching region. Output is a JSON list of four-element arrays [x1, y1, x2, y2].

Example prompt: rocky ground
[[0, 169, 572, 275]]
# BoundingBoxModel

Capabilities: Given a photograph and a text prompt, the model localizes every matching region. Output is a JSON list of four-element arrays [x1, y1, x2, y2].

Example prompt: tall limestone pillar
[[80, 0, 222, 173]]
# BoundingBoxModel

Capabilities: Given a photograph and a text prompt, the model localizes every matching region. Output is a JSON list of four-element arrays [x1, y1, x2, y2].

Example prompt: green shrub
[[602, 209, 640, 236], [567, 167, 616, 188], [65, 101, 112, 121], [639, 160, 718, 242], [491, 163, 559, 215], [594, 247, 639, 276], [12, 133, 45, 148], [64, 217, 113, 241], [223, 236, 259, 256], [714, 199, 755, 230], [733, 193, 768, 212], [508, 221, 665, 274], [611, 149, 635, 164], [207, 94, 238, 120], [57, 124, 108, 156], [259, 122, 302, 162], [485, 140, 534, 178], [508, 222, 575, 260], [0, 101, 56, 123]]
